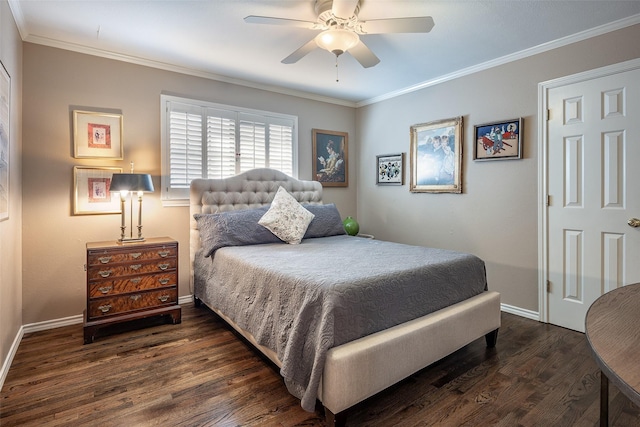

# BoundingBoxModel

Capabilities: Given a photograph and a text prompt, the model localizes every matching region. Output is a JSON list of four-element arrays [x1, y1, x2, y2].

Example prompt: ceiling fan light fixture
[[315, 29, 359, 56]]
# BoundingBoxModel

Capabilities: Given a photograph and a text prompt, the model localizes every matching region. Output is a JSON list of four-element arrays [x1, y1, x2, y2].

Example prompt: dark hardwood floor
[[1, 303, 639, 426]]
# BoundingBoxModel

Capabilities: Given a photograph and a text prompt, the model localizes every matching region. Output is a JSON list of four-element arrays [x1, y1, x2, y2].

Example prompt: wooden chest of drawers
[[83, 237, 181, 343]]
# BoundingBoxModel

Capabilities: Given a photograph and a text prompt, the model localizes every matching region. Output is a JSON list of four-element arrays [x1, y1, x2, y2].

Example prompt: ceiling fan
[[244, 0, 435, 68]]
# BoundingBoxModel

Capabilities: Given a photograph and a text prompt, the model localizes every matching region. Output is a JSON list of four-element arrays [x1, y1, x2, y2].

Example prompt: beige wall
[[0, 0, 23, 380], [12, 17, 640, 328], [356, 24, 640, 312], [21, 43, 356, 324]]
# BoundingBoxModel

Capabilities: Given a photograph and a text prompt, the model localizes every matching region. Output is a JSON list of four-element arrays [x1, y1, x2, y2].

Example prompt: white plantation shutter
[[268, 122, 294, 173], [168, 104, 203, 189], [206, 109, 236, 179], [239, 114, 267, 173], [161, 95, 297, 204]]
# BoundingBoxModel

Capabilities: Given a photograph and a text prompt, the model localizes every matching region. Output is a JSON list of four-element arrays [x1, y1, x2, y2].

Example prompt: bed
[[190, 168, 501, 426]]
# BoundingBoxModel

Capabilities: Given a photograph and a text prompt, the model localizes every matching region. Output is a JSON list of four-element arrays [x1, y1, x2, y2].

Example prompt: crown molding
[[21, 32, 357, 108], [356, 13, 640, 107], [7, 0, 28, 40], [8, 0, 639, 109]]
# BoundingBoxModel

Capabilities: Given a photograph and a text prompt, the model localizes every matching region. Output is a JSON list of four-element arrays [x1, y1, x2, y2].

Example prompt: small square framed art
[[73, 166, 122, 215], [376, 153, 404, 185], [73, 110, 124, 159]]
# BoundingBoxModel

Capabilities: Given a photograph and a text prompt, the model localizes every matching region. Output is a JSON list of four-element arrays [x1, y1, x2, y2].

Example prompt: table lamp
[[109, 162, 154, 243]]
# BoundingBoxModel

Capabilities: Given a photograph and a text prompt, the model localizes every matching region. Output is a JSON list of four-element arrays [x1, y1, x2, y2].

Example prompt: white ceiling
[[8, 0, 640, 105]]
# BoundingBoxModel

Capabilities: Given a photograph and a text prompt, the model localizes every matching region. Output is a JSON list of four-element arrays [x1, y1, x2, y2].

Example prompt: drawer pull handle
[[98, 256, 112, 264], [98, 270, 112, 278], [130, 295, 141, 301], [158, 294, 170, 303], [158, 250, 170, 258], [131, 252, 142, 259], [130, 277, 142, 284], [159, 278, 170, 285], [158, 263, 170, 271], [98, 304, 111, 313], [130, 264, 142, 271], [98, 286, 112, 294]]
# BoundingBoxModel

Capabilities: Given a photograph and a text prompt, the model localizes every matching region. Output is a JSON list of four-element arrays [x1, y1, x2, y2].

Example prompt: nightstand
[[83, 237, 181, 344]]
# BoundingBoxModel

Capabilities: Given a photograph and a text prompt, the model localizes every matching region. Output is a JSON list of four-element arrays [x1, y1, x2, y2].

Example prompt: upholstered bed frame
[[190, 168, 501, 426]]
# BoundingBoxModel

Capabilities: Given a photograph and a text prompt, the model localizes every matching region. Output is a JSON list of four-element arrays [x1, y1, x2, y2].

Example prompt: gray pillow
[[303, 204, 346, 239], [194, 206, 281, 257]]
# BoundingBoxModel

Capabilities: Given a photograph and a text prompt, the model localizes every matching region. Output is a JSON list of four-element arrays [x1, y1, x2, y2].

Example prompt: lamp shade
[[109, 173, 154, 193], [315, 29, 360, 56]]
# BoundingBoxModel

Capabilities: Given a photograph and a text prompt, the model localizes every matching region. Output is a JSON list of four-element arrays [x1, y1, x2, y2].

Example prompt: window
[[160, 95, 298, 204]]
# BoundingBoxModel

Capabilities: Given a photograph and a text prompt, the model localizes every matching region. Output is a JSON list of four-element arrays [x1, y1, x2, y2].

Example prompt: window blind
[[206, 109, 237, 179], [168, 106, 202, 189], [161, 95, 297, 203]]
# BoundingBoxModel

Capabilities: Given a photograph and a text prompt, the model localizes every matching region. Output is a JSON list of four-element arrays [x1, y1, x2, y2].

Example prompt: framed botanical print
[[410, 116, 463, 193], [73, 110, 124, 159], [73, 166, 122, 215], [312, 129, 348, 187]]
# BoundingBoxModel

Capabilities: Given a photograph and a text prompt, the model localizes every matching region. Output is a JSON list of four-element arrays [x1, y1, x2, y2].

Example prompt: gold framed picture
[[73, 110, 124, 159], [410, 116, 463, 193], [312, 129, 348, 187], [73, 166, 122, 215]]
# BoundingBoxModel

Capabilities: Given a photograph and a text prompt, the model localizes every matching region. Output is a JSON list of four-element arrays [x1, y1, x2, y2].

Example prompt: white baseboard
[[21, 296, 194, 334], [0, 325, 24, 392], [179, 295, 194, 305], [501, 303, 540, 321], [1, 295, 194, 391], [1, 296, 536, 392], [23, 314, 83, 334]]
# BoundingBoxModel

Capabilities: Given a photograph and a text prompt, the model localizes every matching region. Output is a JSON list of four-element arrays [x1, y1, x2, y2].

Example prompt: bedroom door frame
[[538, 58, 640, 330]]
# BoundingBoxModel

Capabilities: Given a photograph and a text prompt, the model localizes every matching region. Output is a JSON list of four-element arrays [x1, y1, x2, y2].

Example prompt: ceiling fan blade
[[281, 39, 318, 64], [244, 15, 315, 29], [362, 16, 435, 34], [348, 41, 380, 68], [331, 0, 359, 19]]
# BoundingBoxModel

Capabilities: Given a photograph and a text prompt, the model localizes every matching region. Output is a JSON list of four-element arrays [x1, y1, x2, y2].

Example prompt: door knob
[[628, 218, 640, 228]]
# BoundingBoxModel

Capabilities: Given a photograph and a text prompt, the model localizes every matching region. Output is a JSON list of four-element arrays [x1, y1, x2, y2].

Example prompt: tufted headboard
[[189, 168, 323, 290]]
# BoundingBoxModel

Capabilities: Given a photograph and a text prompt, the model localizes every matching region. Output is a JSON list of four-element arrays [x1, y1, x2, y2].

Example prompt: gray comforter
[[194, 235, 487, 411]]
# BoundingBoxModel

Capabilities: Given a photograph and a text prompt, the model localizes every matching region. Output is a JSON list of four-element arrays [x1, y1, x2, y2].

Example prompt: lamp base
[[117, 237, 146, 245]]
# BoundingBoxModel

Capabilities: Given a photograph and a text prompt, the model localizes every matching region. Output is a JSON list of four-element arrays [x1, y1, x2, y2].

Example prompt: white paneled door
[[546, 63, 640, 332]]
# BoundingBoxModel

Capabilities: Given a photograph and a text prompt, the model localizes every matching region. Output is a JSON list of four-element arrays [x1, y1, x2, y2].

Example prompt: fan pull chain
[[335, 55, 339, 82]]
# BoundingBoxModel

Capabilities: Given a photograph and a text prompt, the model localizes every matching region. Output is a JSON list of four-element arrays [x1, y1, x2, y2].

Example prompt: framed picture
[[473, 118, 522, 161], [0, 61, 10, 221], [312, 129, 348, 187], [73, 166, 122, 215], [376, 153, 404, 185], [410, 116, 463, 193], [73, 110, 124, 159]]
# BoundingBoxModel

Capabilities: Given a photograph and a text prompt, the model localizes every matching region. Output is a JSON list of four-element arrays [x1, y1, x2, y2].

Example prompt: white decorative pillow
[[259, 186, 315, 244]]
